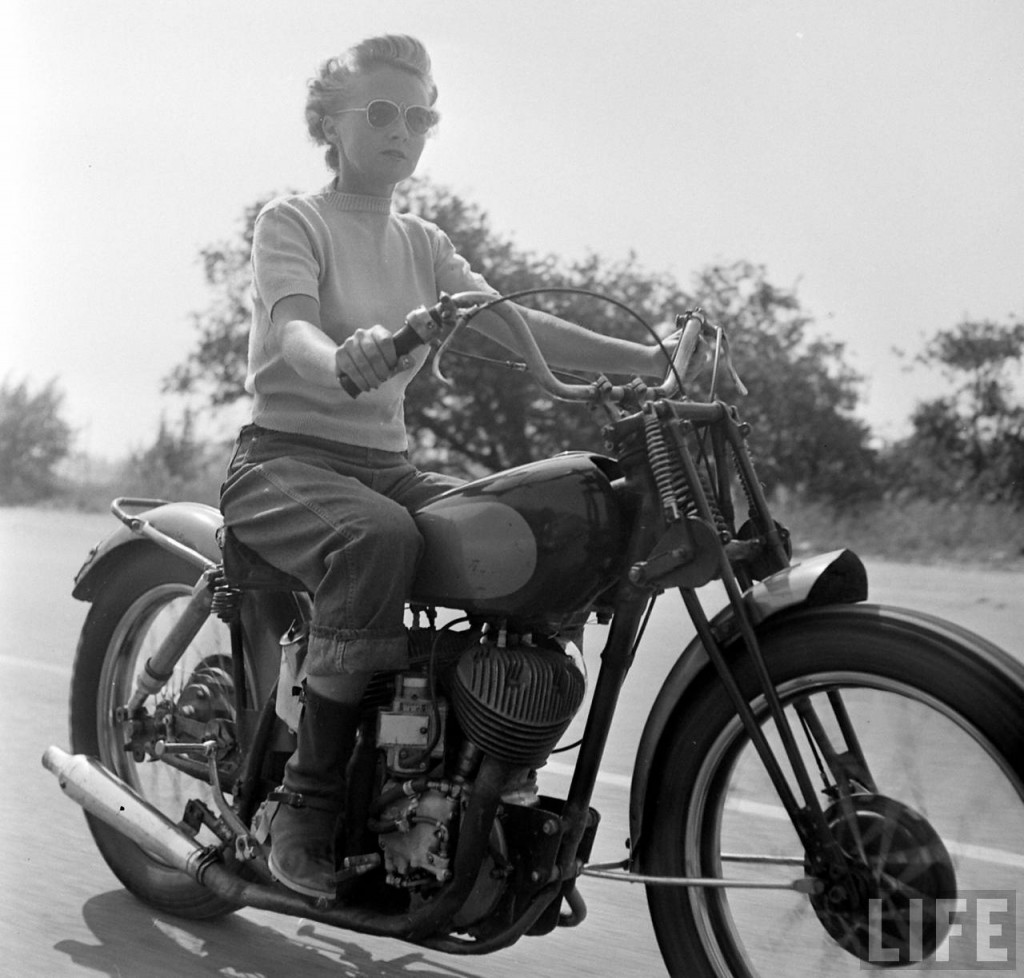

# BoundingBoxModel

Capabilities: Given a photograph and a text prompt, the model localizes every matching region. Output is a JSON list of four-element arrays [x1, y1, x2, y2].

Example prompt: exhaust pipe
[[41, 746, 564, 948], [41, 745, 212, 879]]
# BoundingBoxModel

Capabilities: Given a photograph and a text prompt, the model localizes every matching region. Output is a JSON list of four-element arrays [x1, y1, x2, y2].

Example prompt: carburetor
[[375, 673, 446, 775]]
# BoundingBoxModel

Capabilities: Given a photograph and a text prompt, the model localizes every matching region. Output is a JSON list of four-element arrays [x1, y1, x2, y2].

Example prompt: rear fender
[[73, 501, 224, 602], [627, 548, 867, 858]]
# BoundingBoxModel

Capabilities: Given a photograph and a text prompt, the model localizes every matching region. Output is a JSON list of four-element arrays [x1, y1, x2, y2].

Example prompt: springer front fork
[[572, 574, 875, 896], [572, 413, 876, 893], [679, 585, 870, 878]]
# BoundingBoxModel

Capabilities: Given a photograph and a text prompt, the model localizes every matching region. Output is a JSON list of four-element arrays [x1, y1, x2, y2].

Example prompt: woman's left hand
[[652, 325, 710, 384]]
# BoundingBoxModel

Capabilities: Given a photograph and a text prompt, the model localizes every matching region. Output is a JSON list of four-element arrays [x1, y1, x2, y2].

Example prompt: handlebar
[[337, 291, 710, 406], [336, 296, 458, 398]]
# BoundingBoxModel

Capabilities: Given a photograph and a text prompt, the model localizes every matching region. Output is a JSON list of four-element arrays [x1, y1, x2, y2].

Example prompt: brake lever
[[431, 300, 481, 387], [708, 326, 747, 397], [663, 312, 747, 399]]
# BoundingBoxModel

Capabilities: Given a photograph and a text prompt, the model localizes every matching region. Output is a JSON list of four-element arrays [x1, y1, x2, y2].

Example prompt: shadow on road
[[54, 890, 483, 978]]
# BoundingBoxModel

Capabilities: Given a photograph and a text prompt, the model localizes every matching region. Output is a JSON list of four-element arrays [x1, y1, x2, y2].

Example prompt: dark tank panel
[[411, 453, 626, 618]]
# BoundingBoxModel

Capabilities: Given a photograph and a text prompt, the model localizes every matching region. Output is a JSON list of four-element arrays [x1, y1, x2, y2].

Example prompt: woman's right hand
[[334, 325, 400, 393]]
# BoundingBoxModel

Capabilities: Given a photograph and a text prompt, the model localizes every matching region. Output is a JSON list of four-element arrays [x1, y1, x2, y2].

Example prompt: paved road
[[2, 507, 1021, 976]]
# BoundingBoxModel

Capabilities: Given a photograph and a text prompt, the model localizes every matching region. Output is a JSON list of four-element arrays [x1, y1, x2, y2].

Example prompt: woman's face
[[328, 66, 433, 196]]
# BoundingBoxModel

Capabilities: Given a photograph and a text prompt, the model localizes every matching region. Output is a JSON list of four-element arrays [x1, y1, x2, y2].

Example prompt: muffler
[[41, 746, 563, 949], [41, 745, 213, 878]]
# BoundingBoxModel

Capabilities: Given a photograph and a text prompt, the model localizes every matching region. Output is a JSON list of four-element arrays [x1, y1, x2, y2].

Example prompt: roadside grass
[[45, 464, 224, 513], [771, 491, 1024, 570]]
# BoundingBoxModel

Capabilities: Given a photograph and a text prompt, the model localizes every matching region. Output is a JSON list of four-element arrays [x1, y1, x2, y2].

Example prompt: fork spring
[[652, 412, 731, 537], [644, 411, 683, 522]]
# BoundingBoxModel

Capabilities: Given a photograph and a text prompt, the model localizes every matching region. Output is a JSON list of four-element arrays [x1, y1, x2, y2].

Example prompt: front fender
[[628, 548, 867, 855], [73, 501, 223, 601]]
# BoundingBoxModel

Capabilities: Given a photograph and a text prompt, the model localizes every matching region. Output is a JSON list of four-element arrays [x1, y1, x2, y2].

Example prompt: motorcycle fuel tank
[[411, 453, 627, 618]]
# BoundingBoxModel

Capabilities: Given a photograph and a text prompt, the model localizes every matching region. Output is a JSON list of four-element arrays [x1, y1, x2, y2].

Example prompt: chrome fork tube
[[124, 571, 215, 714]]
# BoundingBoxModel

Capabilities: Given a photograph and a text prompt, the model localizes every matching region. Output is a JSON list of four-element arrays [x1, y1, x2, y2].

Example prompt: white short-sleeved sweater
[[246, 187, 490, 451]]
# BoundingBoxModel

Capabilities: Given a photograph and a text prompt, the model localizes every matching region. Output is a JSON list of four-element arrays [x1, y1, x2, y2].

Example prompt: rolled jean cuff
[[306, 625, 409, 675]]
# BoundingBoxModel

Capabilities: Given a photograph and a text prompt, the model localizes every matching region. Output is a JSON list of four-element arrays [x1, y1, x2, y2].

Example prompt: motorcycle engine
[[372, 638, 585, 900], [450, 640, 586, 767]]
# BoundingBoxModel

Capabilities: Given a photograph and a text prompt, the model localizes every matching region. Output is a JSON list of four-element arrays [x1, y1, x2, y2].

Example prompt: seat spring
[[209, 568, 243, 623]]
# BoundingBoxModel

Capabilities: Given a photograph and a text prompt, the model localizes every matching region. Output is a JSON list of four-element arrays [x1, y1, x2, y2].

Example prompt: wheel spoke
[[704, 685, 1021, 974], [720, 854, 804, 866], [642, 614, 1024, 977], [98, 585, 236, 841], [69, 550, 244, 918]]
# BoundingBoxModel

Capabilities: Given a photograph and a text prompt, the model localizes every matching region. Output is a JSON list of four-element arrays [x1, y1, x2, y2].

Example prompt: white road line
[[945, 841, 1024, 870], [546, 759, 632, 789], [544, 761, 1024, 869]]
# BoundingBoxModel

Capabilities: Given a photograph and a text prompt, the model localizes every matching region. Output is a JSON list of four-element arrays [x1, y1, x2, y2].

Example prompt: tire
[[642, 606, 1024, 978], [70, 543, 242, 919]]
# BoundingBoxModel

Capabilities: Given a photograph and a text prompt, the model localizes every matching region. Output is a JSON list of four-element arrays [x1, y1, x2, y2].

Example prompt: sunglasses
[[336, 99, 438, 136]]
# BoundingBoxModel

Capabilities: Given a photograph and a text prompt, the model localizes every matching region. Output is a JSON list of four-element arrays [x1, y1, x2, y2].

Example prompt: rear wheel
[[643, 607, 1024, 977], [70, 544, 242, 919]]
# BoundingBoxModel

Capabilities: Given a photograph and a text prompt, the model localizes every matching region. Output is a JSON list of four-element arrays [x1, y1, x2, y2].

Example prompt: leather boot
[[268, 686, 361, 901]]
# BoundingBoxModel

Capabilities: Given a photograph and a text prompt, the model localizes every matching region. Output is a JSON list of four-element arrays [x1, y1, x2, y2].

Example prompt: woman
[[221, 34, 671, 902]]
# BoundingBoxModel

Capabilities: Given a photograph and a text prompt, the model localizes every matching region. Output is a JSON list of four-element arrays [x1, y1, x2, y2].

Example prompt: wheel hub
[[807, 793, 957, 965]]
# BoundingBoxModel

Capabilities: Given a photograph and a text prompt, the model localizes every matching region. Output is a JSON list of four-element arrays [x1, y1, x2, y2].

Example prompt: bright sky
[[5, 1, 1022, 460]]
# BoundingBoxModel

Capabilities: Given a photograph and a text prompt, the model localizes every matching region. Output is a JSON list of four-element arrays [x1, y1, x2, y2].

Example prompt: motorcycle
[[44, 291, 1024, 976]]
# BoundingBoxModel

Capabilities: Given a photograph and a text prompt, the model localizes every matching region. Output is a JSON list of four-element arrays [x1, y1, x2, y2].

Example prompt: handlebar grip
[[338, 372, 362, 398], [337, 321, 427, 398]]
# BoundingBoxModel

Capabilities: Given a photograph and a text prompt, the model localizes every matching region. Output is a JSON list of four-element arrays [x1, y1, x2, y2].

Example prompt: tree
[[0, 376, 73, 503], [685, 262, 879, 504], [163, 196, 280, 407], [394, 179, 693, 473], [392, 183, 877, 500], [120, 409, 221, 504], [890, 317, 1024, 505], [168, 178, 876, 503]]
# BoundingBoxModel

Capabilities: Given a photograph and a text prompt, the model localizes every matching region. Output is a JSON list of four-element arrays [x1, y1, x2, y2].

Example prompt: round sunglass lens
[[405, 107, 435, 134], [366, 100, 400, 128]]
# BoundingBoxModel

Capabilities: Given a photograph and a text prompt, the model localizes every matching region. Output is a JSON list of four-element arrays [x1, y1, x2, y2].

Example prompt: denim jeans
[[220, 424, 461, 676]]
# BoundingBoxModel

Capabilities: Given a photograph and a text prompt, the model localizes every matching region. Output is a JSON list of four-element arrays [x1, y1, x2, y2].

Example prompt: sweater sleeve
[[252, 200, 322, 316], [428, 224, 495, 297]]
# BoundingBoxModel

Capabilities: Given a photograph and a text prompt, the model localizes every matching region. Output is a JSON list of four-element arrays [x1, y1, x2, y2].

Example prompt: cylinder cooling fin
[[450, 643, 586, 766]]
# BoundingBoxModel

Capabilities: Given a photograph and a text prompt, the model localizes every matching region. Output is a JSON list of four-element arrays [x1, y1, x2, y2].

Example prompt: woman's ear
[[322, 117, 336, 141]]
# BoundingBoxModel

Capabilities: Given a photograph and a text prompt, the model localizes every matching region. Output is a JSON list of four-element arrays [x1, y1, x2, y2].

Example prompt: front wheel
[[70, 543, 243, 919], [643, 606, 1024, 977]]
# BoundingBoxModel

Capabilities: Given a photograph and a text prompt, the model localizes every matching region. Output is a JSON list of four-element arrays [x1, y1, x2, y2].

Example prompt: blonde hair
[[305, 34, 438, 172]]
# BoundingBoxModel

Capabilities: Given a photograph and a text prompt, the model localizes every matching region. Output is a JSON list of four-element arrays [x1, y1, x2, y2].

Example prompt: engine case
[[378, 786, 457, 885]]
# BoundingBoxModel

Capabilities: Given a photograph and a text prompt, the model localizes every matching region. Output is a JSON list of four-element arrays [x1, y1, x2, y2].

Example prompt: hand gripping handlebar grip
[[337, 300, 450, 398], [337, 324, 424, 398]]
